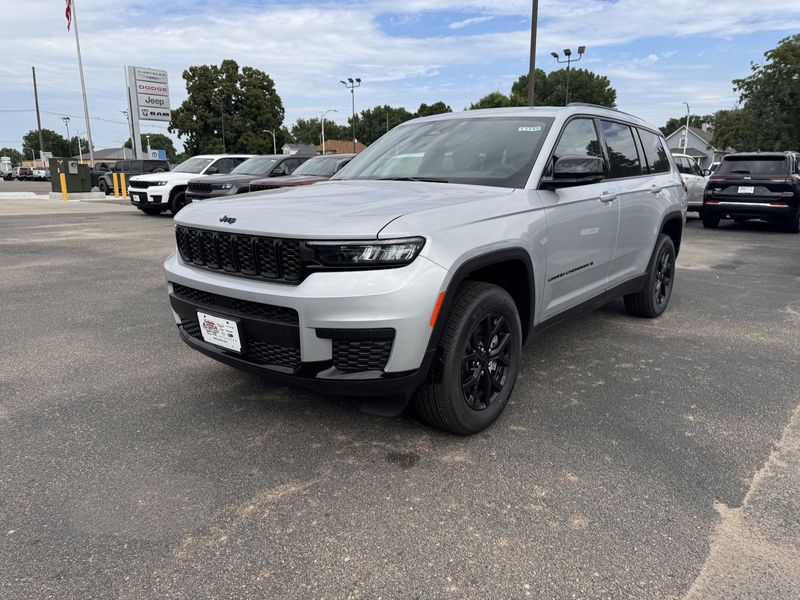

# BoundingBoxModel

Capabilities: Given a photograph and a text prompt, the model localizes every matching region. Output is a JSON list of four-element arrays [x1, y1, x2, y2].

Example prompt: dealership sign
[[125, 65, 172, 157]]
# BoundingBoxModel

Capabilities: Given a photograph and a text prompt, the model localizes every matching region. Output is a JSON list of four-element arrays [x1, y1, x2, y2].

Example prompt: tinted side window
[[638, 129, 670, 173], [675, 156, 690, 174], [212, 158, 236, 174], [553, 118, 602, 163], [600, 121, 642, 178], [689, 158, 703, 176]]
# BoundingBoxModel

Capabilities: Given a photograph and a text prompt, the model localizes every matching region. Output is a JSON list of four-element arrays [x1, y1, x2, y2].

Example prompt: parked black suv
[[703, 152, 800, 233], [98, 159, 170, 194], [184, 154, 311, 202]]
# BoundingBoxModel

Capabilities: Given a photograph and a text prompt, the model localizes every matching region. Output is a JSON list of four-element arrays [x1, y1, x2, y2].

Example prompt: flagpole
[[70, 0, 95, 165]]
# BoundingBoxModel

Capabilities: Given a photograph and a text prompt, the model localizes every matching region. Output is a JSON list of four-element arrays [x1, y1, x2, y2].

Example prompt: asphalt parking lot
[[1, 198, 798, 599]]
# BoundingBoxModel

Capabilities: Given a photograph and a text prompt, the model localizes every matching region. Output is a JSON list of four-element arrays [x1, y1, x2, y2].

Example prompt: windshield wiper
[[376, 176, 449, 183]]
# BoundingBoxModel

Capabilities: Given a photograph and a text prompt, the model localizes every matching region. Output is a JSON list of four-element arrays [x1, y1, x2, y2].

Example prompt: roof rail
[[566, 102, 640, 121]]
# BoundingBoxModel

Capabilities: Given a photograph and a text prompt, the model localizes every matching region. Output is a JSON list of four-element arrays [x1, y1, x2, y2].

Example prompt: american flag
[[65, 0, 72, 31]]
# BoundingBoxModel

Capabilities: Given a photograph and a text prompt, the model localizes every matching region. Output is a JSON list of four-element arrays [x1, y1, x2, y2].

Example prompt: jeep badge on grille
[[219, 215, 237, 224]]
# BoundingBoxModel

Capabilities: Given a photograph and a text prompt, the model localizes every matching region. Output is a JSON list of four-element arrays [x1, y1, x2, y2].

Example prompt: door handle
[[650, 184, 663, 194], [599, 192, 617, 203]]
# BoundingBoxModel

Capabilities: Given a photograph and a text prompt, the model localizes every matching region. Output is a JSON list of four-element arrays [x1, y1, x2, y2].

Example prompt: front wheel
[[414, 282, 522, 435], [168, 190, 189, 215], [98, 180, 109, 195], [624, 234, 676, 318]]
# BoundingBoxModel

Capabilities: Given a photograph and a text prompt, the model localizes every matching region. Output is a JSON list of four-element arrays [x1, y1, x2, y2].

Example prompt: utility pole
[[682, 101, 690, 154], [340, 78, 361, 153], [321, 109, 337, 155], [527, 1, 539, 106], [32, 67, 45, 166]]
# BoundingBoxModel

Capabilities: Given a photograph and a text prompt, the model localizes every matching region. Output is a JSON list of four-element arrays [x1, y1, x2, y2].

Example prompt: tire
[[702, 212, 720, 228], [624, 234, 676, 318], [169, 190, 188, 215], [414, 281, 522, 435], [784, 210, 800, 234], [138, 206, 162, 216], [98, 180, 109, 195]]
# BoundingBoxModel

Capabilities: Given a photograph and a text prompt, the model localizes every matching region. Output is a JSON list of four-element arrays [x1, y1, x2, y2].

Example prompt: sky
[[1, 0, 799, 155]]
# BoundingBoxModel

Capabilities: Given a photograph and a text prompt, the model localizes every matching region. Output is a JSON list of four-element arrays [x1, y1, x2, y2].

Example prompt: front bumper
[[164, 252, 448, 397], [129, 186, 169, 206]]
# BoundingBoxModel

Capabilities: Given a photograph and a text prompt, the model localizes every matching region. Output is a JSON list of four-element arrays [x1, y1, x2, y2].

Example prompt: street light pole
[[682, 101, 691, 154], [550, 46, 586, 105], [527, 0, 539, 106], [61, 116, 71, 157], [263, 129, 277, 154], [340, 78, 361, 153], [321, 109, 337, 154]]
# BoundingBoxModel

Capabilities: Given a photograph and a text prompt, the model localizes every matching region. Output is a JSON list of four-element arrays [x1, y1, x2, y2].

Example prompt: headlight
[[307, 237, 425, 267], [214, 183, 233, 190], [153, 181, 168, 186]]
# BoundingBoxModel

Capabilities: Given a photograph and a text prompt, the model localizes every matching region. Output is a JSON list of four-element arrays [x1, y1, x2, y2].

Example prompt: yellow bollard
[[112, 172, 120, 197], [120, 173, 127, 199], [59, 172, 68, 202]]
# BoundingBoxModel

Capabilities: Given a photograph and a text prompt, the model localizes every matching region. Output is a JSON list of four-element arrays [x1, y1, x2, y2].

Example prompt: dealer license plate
[[738, 186, 754, 194], [197, 312, 242, 352]]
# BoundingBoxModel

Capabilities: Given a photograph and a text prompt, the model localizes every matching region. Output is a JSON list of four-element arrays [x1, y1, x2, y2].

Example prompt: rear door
[[598, 119, 653, 286], [539, 117, 620, 321]]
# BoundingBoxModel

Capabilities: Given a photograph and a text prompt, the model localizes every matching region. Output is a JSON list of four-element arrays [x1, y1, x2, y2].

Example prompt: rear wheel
[[169, 190, 188, 215], [784, 210, 800, 234], [414, 282, 521, 435], [702, 212, 721, 228], [624, 234, 676, 318], [98, 180, 109, 194]]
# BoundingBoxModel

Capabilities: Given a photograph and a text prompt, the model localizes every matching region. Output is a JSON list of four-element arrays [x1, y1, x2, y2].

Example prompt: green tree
[[124, 134, 178, 161], [22, 128, 70, 158], [291, 118, 348, 146], [468, 91, 514, 110], [415, 101, 452, 117], [68, 136, 90, 156], [169, 59, 285, 155], [659, 115, 714, 137], [715, 34, 800, 151], [509, 68, 616, 107], [509, 69, 548, 105], [348, 105, 415, 145], [0, 147, 24, 165]]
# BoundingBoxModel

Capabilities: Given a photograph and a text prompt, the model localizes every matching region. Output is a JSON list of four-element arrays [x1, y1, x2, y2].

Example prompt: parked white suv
[[128, 154, 254, 215], [671, 153, 705, 213], [164, 106, 686, 434]]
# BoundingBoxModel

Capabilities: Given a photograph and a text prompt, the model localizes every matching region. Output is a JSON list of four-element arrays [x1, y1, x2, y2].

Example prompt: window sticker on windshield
[[518, 126, 542, 132]]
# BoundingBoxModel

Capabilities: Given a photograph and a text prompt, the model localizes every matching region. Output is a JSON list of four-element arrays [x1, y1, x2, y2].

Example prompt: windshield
[[716, 156, 788, 177], [172, 157, 214, 174], [232, 156, 278, 176], [334, 116, 554, 188], [291, 156, 343, 177]]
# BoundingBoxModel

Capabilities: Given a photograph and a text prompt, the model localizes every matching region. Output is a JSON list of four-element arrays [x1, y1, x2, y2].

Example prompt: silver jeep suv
[[164, 105, 686, 434]]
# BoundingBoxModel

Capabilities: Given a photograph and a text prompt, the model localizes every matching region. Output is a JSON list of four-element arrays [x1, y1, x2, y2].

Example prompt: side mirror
[[541, 155, 605, 188], [271, 168, 286, 176], [205, 166, 219, 175], [702, 169, 710, 176]]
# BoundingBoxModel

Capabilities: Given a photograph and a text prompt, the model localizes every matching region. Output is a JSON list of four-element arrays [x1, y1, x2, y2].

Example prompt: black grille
[[172, 283, 298, 325], [333, 339, 393, 372], [188, 181, 213, 193], [176, 226, 305, 284], [128, 180, 159, 189]]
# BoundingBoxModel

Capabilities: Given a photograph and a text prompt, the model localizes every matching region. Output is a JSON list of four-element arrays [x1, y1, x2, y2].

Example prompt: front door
[[540, 117, 620, 321]]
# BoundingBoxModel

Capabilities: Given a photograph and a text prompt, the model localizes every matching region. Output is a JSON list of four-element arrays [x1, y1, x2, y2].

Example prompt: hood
[[250, 175, 328, 188], [191, 174, 258, 186], [175, 179, 513, 239], [130, 171, 195, 182]]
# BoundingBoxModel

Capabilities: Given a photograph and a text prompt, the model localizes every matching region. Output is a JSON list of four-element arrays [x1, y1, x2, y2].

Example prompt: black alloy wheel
[[653, 246, 674, 308], [169, 191, 189, 215], [461, 312, 512, 411]]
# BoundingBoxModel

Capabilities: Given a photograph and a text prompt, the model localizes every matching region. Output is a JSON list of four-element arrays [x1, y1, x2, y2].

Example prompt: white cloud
[[449, 16, 495, 30]]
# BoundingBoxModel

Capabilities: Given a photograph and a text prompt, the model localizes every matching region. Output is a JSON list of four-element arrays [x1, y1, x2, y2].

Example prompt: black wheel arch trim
[[659, 210, 684, 256], [427, 247, 536, 353]]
